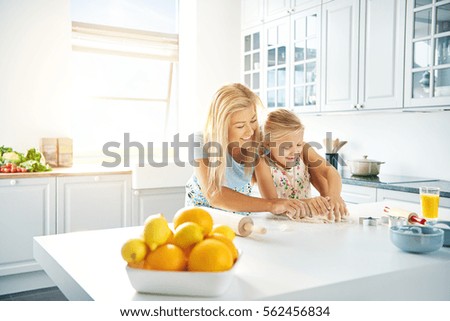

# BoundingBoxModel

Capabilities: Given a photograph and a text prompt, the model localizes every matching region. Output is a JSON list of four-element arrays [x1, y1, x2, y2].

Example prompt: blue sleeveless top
[[185, 133, 253, 214]]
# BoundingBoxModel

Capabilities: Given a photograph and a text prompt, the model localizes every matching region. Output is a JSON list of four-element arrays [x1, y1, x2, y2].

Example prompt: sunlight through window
[[70, 0, 178, 162]]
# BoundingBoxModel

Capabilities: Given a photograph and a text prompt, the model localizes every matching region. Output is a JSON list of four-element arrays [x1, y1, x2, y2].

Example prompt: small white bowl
[[126, 253, 241, 297]]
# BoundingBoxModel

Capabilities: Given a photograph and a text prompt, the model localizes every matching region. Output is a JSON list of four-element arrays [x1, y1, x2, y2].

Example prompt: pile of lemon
[[121, 207, 238, 272]]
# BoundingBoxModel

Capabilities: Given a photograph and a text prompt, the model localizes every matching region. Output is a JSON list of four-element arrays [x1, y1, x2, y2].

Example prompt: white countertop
[[33, 201, 450, 301]]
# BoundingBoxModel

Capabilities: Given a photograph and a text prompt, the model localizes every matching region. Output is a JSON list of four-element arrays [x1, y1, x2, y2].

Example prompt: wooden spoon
[[336, 140, 347, 152]]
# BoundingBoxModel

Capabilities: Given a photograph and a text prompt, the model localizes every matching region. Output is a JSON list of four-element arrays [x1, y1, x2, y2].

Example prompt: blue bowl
[[390, 225, 444, 253], [436, 220, 450, 247]]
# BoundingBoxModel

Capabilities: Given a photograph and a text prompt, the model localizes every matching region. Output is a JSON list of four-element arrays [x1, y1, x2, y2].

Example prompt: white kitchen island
[[33, 201, 450, 301]]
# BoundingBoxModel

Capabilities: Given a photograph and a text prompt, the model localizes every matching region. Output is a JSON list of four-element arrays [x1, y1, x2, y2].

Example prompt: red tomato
[[2, 168, 11, 173], [6, 163, 13, 168]]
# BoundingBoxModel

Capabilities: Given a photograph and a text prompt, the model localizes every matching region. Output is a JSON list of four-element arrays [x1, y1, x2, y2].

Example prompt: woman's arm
[[303, 144, 348, 220], [194, 158, 307, 218]]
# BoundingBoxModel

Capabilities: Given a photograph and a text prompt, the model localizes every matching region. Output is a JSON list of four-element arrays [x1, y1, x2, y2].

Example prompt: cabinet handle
[[353, 105, 358, 110], [360, 104, 364, 109], [10, 179, 16, 186], [134, 190, 140, 196], [94, 176, 100, 182]]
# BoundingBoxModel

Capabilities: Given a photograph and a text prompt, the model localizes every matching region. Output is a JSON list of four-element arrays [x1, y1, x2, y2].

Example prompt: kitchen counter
[[341, 173, 450, 198], [0, 164, 131, 179], [33, 201, 450, 301]]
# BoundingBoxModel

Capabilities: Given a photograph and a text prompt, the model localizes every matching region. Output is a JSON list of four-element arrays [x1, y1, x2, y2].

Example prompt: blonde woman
[[185, 83, 308, 219], [263, 109, 348, 222]]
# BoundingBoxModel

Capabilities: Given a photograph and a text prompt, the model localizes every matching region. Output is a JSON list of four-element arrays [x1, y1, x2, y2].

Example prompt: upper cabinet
[[242, 0, 264, 29], [264, 17, 290, 108], [404, 0, 450, 108], [242, 1, 321, 112], [242, 26, 263, 97], [242, 0, 322, 29], [321, 0, 406, 112], [290, 8, 321, 112], [242, 0, 449, 112]]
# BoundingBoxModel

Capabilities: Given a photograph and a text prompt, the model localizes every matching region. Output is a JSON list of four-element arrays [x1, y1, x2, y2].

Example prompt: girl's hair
[[263, 109, 304, 144], [203, 83, 263, 196]]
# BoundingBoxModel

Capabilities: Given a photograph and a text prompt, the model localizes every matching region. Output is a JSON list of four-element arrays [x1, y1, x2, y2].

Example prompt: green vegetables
[[0, 145, 52, 172]]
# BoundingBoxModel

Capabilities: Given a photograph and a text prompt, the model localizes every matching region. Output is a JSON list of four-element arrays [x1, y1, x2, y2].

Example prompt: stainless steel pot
[[349, 155, 385, 176]]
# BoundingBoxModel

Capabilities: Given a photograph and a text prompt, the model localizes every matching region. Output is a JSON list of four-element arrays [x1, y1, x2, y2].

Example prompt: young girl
[[185, 83, 308, 219], [263, 109, 348, 222]]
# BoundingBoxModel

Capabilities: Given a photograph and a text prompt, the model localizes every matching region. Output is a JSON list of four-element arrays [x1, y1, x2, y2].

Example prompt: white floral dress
[[267, 156, 311, 200]]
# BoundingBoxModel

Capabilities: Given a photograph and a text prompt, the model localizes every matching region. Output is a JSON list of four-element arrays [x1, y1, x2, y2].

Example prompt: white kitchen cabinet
[[377, 188, 450, 208], [264, 0, 322, 22], [248, 5, 321, 110], [242, 0, 264, 29], [341, 184, 377, 204], [321, 0, 405, 112], [0, 177, 56, 276], [57, 174, 132, 233], [242, 26, 263, 98], [264, 17, 291, 108], [404, 0, 450, 108], [376, 188, 420, 204], [290, 7, 321, 112], [132, 187, 186, 225]]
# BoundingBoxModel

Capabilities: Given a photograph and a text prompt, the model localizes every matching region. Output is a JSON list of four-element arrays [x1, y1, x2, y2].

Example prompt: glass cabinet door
[[265, 19, 289, 108], [291, 10, 319, 112], [243, 29, 262, 98], [408, 0, 450, 104]]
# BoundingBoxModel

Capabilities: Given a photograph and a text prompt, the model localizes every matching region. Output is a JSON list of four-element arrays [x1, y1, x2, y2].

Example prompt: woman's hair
[[263, 109, 304, 144], [203, 83, 263, 196]]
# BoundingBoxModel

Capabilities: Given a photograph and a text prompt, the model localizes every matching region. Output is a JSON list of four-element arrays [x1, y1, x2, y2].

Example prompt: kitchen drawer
[[341, 184, 377, 204], [377, 188, 450, 208]]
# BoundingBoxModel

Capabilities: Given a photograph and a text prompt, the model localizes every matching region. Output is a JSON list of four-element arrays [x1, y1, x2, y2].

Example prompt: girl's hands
[[270, 198, 309, 220]]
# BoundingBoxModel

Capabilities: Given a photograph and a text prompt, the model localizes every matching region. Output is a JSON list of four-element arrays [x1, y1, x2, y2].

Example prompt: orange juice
[[420, 194, 439, 219]]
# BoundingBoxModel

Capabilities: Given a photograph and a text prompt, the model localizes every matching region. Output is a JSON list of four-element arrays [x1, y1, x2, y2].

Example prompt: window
[[70, 0, 178, 162]]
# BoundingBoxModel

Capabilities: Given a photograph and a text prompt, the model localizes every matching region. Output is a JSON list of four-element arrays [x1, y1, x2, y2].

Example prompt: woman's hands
[[270, 196, 349, 222], [270, 198, 309, 220], [326, 195, 349, 222], [303, 196, 331, 217]]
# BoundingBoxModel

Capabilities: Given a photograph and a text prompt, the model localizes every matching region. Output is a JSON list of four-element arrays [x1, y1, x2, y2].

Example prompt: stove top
[[341, 173, 438, 185]]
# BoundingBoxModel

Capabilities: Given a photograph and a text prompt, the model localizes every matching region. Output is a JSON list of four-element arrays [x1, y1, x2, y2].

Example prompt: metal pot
[[349, 155, 385, 176]]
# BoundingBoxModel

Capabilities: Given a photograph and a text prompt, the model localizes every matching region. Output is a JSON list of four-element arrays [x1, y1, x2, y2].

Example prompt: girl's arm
[[302, 144, 348, 220], [194, 158, 307, 218], [253, 156, 278, 199]]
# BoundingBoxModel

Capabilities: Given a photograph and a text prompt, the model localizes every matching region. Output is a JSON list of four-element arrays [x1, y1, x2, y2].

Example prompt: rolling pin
[[205, 207, 267, 237], [383, 206, 427, 225]]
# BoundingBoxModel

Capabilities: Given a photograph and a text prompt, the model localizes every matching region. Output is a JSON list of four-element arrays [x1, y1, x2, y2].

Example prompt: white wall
[[301, 111, 450, 181], [0, 0, 72, 152], [178, 0, 241, 136]]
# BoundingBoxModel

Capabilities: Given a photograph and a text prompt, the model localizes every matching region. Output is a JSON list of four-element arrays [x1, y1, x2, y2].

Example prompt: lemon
[[173, 207, 213, 237], [207, 233, 239, 262], [144, 244, 186, 271], [143, 213, 172, 251], [121, 238, 148, 264], [210, 224, 236, 240], [188, 239, 234, 272], [173, 222, 204, 250]]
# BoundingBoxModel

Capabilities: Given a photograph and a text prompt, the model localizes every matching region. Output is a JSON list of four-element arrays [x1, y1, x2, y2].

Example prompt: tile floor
[[0, 287, 68, 301]]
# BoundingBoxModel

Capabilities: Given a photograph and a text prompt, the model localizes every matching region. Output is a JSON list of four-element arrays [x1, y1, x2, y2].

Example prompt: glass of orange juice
[[420, 187, 440, 221]]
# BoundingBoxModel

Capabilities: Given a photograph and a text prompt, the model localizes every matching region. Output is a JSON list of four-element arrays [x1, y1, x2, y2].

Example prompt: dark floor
[[0, 287, 68, 301]]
